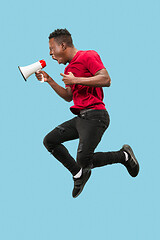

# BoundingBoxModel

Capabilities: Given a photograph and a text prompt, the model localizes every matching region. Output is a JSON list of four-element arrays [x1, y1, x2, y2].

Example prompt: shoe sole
[[73, 170, 91, 198], [122, 144, 139, 177]]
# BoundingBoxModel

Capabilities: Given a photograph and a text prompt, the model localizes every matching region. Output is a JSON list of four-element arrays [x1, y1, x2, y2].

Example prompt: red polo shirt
[[64, 50, 106, 115]]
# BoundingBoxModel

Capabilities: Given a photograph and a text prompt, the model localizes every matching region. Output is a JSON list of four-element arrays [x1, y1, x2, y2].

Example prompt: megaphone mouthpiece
[[39, 59, 46, 68]]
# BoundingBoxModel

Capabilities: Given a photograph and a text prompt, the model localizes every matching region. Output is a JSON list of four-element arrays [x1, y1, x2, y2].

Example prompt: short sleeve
[[85, 51, 105, 75]]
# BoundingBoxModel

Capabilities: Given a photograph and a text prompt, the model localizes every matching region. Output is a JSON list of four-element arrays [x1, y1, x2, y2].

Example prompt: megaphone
[[18, 60, 46, 82]]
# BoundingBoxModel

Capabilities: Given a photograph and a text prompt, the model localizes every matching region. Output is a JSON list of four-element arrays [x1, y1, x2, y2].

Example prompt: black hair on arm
[[49, 28, 73, 47]]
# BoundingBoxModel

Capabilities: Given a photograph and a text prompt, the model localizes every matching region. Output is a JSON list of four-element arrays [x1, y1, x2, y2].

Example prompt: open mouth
[[53, 57, 60, 63], [51, 56, 62, 64], [52, 55, 57, 60]]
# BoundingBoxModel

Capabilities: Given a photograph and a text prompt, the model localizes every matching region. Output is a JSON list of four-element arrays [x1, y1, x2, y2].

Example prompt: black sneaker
[[121, 144, 139, 177], [72, 168, 91, 198]]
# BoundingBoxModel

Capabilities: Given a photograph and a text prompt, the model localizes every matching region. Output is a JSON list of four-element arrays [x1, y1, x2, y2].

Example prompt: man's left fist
[[60, 72, 76, 85]]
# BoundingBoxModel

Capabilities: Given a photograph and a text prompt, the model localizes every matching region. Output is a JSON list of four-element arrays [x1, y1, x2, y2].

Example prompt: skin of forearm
[[76, 75, 111, 87], [47, 77, 71, 102]]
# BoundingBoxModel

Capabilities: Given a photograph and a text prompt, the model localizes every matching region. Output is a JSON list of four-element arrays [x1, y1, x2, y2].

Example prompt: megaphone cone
[[18, 60, 46, 81]]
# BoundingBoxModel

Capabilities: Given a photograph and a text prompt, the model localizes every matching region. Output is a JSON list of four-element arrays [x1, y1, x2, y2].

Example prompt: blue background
[[1, 0, 160, 239]]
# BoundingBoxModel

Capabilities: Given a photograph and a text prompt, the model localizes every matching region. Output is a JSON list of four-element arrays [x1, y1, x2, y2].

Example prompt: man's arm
[[47, 78, 73, 102], [77, 68, 111, 87], [61, 68, 111, 87], [35, 71, 73, 102]]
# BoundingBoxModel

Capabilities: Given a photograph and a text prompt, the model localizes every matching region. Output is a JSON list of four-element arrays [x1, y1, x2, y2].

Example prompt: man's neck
[[67, 47, 78, 63]]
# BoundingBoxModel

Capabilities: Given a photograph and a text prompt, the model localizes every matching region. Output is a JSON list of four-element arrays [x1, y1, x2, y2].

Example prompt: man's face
[[49, 38, 67, 65]]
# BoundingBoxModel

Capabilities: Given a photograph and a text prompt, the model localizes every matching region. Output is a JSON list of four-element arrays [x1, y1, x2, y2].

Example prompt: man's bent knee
[[43, 130, 59, 152], [43, 135, 50, 150], [77, 150, 93, 169]]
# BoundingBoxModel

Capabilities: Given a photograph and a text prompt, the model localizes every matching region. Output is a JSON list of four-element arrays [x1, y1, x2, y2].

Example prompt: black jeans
[[43, 110, 125, 176]]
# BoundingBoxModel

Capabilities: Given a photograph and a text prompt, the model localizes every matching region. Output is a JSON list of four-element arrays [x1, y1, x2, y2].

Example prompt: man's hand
[[35, 71, 51, 82], [60, 72, 76, 85]]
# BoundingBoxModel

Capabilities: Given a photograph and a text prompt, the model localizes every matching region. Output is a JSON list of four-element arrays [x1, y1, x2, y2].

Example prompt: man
[[35, 28, 139, 198]]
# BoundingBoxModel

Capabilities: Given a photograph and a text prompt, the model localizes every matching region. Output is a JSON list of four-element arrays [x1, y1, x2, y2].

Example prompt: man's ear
[[61, 42, 67, 51]]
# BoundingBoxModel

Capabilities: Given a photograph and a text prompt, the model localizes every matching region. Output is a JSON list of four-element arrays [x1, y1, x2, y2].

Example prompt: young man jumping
[[35, 28, 139, 198]]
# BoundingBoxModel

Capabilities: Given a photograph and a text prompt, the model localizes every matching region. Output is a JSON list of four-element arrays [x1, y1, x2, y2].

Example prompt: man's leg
[[43, 117, 81, 176], [76, 110, 138, 174], [92, 146, 139, 177], [72, 112, 108, 198], [92, 150, 125, 168], [76, 113, 109, 169]]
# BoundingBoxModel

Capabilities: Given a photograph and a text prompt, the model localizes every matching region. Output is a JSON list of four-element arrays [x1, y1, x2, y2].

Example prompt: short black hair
[[49, 28, 73, 47]]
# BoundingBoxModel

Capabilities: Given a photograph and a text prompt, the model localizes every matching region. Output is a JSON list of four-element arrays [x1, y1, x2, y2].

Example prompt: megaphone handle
[[40, 74, 44, 83], [36, 70, 44, 83]]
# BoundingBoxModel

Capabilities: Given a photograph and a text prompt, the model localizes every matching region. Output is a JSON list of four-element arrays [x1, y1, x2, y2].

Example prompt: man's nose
[[50, 50, 54, 55], [50, 52, 55, 59]]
